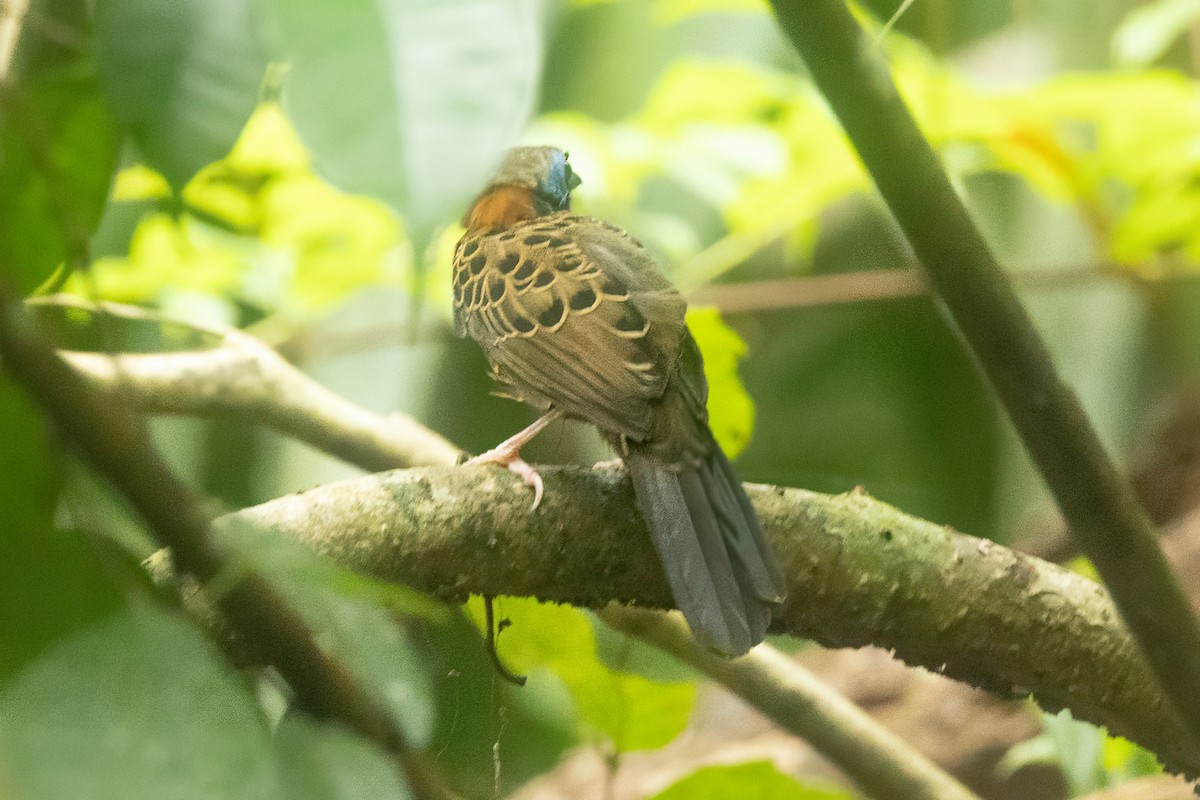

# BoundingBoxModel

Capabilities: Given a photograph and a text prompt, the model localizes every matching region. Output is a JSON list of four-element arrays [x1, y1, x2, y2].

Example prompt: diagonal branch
[[224, 464, 1200, 780], [767, 0, 1200, 746], [33, 296, 462, 471]]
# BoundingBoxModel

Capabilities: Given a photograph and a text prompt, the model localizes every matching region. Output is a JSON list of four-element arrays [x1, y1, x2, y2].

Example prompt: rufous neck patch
[[464, 185, 539, 233]]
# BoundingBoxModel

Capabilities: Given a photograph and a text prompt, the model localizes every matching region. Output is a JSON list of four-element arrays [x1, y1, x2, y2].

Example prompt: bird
[[452, 145, 787, 656]]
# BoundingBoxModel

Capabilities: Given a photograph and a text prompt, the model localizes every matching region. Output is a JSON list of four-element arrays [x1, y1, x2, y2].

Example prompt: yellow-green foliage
[[650, 760, 855, 799], [69, 105, 404, 314], [687, 306, 756, 457], [467, 597, 696, 752], [75, 31, 1200, 313]]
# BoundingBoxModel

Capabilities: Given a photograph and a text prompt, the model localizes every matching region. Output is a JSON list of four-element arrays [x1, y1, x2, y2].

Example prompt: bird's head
[[492, 146, 582, 211], [463, 146, 582, 232]]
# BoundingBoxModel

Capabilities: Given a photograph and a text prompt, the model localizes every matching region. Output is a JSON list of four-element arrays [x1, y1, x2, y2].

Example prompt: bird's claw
[[465, 450, 544, 510], [504, 456, 544, 510]]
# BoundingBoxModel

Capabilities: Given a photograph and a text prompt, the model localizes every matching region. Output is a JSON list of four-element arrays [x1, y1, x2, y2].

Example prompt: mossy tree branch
[[766, 0, 1200, 746], [224, 464, 1199, 779]]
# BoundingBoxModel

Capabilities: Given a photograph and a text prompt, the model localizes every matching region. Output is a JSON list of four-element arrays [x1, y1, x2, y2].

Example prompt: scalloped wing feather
[[453, 213, 686, 441]]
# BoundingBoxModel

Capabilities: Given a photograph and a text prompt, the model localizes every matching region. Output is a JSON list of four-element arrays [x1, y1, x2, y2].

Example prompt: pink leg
[[591, 457, 625, 471], [465, 410, 562, 509]]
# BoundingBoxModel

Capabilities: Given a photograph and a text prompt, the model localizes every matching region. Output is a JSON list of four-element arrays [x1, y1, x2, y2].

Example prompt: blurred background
[[67, 0, 1200, 548], [9, 0, 1200, 797]]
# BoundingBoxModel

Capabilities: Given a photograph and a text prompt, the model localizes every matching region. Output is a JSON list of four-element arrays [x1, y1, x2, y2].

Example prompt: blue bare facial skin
[[536, 149, 582, 211]]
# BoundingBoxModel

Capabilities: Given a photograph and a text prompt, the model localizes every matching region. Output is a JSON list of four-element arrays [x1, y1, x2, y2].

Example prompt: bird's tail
[[626, 444, 787, 656]]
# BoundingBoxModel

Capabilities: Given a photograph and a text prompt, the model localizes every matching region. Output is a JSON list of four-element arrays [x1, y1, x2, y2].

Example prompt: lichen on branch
[[226, 464, 1198, 779]]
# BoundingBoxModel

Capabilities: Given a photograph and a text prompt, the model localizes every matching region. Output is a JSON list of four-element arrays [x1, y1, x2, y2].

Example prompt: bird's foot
[[591, 457, 625, 471], [464, 410, 562, 510], [465, 446, 545, 510]]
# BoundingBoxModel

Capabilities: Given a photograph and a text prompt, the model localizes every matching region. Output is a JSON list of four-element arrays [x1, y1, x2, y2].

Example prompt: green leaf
[[0, 376, 127, 685], [1112, 0, 1200, 65], [274, 717, 412, 800], [1111, 183, 1200, 263], [998, 708, 1162, 795], [0, 524, 127, 686], [686, 306, 755, 458], [0, 375, 58, 533], [78, 105, 408, 314], [265, 0, 541, 248], [0, 14, 120, 292], [650, 761, 855, 799], [652, 0, 768, 23], [1101, 733, 1164, 783], [589, 611, 700, 683], [419, 609, 578, 797], [0, 602, 277, 800], [469, 597, 696, 752], [216, 521, 436, 748], [95, 0, 268, 189]]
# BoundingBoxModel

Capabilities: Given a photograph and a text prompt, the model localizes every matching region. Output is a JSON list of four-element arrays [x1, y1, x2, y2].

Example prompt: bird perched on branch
[[453, 146, 787, 656]]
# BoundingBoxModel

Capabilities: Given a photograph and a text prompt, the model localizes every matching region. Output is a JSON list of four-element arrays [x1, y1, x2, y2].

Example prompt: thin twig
[[483, 596, 526, 687], [601, 607, 980, 800], [769, 0, 1200, 747], [689, 268, 927, 313], [33, 296, 463, 471], [687, 264, 1130, 315]]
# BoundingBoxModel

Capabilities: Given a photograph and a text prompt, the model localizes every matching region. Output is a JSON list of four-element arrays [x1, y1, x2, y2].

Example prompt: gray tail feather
[[626, 447, 786, 656], [705, 445, 788, 602]]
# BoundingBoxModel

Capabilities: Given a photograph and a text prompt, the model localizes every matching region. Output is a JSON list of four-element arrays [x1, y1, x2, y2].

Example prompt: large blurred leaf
[[650, 761, 854, 799], [469, 597, 696, 752], [0, 522, 127, 686], [266, 0, 541, 248], [1112, 0, 1200, 65], [274, 717, 412, 800], [0, 2, 119, 293], [0, 376, 126, 684], [0, 376, 58, 535], [421, 609, 578, 797], [0, 602, 277, 800], [95, 0, 268, 189], [590, 611, 699, 683], [217, 521, 436, 748]]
